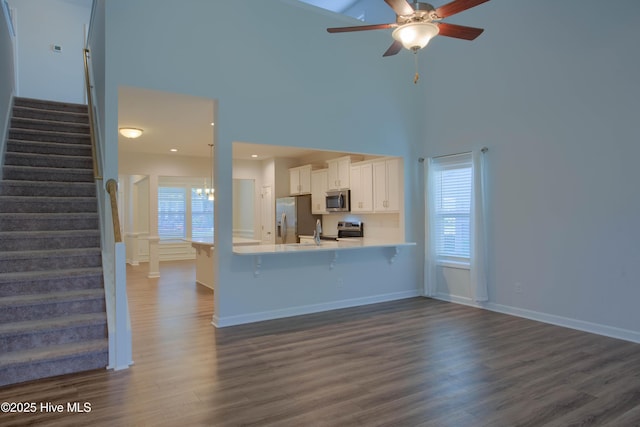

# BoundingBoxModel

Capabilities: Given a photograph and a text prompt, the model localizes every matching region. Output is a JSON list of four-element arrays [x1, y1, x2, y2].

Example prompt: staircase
[[0, 97, 108, 387]]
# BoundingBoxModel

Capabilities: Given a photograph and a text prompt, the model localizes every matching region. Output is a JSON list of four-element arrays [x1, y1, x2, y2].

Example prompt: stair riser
[[0, 199, 97, 213], [9, 129, 90, 145], [14, 98, 89, 114], [0, 216, 99, 231], [0, 183, 96, 197], [0, 235, 100, 251], [0, 323, 107, 353], [0, 298, 105, 324], [0, 349, 108, 387], [2, 167, 94, 182], [0, 274, 103, 297], [6, 140, 92, 156], [0, 254, 102, 274], [11, 118, 89, 135], [12, 107, 89, 124], [4, 153, 93, 169]]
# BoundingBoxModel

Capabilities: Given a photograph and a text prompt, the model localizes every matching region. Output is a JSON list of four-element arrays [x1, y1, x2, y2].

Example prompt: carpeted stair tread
[[0, 267, 103, 283], [0, 212, 99, 231], [0, 247, 101, 260], [13, 97, 88, 113], [12, 106, 89, 124], [9, 128, 91, 145], [0, 196, 98, 213], [0, 288, 104, 307], [0, 180, 95, 197], [0, 229, 100, 238], [6, 139, 92, 156], [0, 229, 100, 251], [11, 117, 90, 134], [0, 312, 106, 336], [2, 166, 94, 183], [4, 151, 93, 169], [0, 268, 103, 297], [0, 339, 108, 368]]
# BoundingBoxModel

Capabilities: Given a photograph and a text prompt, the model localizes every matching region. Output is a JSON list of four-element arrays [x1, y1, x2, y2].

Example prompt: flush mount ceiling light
[[119, 128, 143, 139]]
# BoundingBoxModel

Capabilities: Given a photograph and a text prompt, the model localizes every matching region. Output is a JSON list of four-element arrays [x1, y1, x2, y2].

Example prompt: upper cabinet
[[289, 165, 312, 195], [327, 156, 351, 190], [350, 162, 373, 213], [373, 158, 401, 212], [311, 169, 328, 214]]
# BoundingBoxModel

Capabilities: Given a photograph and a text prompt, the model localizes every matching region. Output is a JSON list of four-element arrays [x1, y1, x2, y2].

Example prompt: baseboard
[[212, 289, 421, 328], [433, 292, 640, 344]]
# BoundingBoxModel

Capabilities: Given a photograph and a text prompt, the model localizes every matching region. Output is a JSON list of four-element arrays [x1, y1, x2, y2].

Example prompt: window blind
[[158, 187, 186, 240], [432, 153, 472, 260], [191, 188, 214, 240]]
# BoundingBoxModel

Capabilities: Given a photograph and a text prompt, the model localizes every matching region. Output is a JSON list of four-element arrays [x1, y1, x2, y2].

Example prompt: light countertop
[[232, 238, 416, 255], [190, 237, 262, 248]]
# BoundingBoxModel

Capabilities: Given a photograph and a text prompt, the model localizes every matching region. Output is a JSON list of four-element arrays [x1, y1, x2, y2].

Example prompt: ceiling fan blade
[[382, 40, 403, 57], [327, 23, 396, 33], [435, 0, 490, 19], [437, 22, 484, 40], [384, 0, 414, 16]]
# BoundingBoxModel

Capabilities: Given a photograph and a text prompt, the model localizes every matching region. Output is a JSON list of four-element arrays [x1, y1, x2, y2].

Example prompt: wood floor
[[1, 260, 639, 426]]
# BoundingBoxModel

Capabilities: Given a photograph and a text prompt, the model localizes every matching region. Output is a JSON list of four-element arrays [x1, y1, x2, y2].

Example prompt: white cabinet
[[350, 163, 373, 212], [311, 169, 328, 214], [327, 156, 351, 190], [373, 158, 401, 212], [289, 165, 312, 195]]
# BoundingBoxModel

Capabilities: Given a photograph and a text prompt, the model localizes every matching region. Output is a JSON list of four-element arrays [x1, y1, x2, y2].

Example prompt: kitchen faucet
[[313, 219, 322, 245]]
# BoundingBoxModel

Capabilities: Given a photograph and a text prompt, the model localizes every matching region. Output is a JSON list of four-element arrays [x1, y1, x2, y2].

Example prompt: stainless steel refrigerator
[[275, 195, 321, 244]]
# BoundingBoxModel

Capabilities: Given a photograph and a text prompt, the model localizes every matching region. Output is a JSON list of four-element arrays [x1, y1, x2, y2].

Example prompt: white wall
[[425, 0, 640, 341], [7, 0, 91, 103], [95, 0, 425, 326]]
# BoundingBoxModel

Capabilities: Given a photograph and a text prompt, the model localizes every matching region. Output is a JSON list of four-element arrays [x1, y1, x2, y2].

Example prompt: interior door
[[261, 186, 273, 244]]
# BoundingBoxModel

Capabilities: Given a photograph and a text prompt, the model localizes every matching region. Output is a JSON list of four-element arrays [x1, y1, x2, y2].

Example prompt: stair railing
[[105, 179, 122, 243], [83, 48, 101, 182], [83, 47, 131, 370]]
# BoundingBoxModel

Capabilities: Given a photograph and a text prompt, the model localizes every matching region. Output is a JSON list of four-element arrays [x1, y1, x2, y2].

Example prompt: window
[[157, 185, 214, 241], [191, 188, 214, 240], [431, 153, 472, 263], [158, 187, 186, 240]]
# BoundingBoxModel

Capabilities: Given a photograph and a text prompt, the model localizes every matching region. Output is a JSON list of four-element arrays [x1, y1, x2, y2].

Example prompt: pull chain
[[413, 51, 420, 84]]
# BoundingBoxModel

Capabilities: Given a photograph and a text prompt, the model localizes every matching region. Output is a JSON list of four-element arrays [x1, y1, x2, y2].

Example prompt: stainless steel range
[[337, 221, 364, 239]]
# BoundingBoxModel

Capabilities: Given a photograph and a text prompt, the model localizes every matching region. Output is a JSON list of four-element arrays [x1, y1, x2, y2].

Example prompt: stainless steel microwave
[[326, 190, 350, 212]]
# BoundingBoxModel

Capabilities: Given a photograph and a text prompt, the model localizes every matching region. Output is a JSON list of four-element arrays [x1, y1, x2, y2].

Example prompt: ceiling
[[118, 86, 319, 161], [298, 0, 360, 13]]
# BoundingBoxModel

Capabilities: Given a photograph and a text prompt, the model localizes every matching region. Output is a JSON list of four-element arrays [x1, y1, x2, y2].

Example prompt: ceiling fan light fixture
[[119, 127, 143, 139], [392, 22, 439, 51]]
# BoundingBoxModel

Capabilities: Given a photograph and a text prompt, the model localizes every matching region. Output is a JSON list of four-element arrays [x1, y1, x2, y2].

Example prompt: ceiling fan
[[327, 0, 490, 57]]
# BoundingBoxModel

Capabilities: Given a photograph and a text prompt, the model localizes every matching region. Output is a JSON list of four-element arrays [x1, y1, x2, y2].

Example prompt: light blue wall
[[7, 0, 91, 104], [98, 0, 426, 324], [425, 0, 640, 337], [0, 0, 15, 171]]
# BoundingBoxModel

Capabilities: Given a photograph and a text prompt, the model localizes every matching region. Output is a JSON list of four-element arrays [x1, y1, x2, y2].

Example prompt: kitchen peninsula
[[191, 237, 261, 289], [233, 239, 416, 277]]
